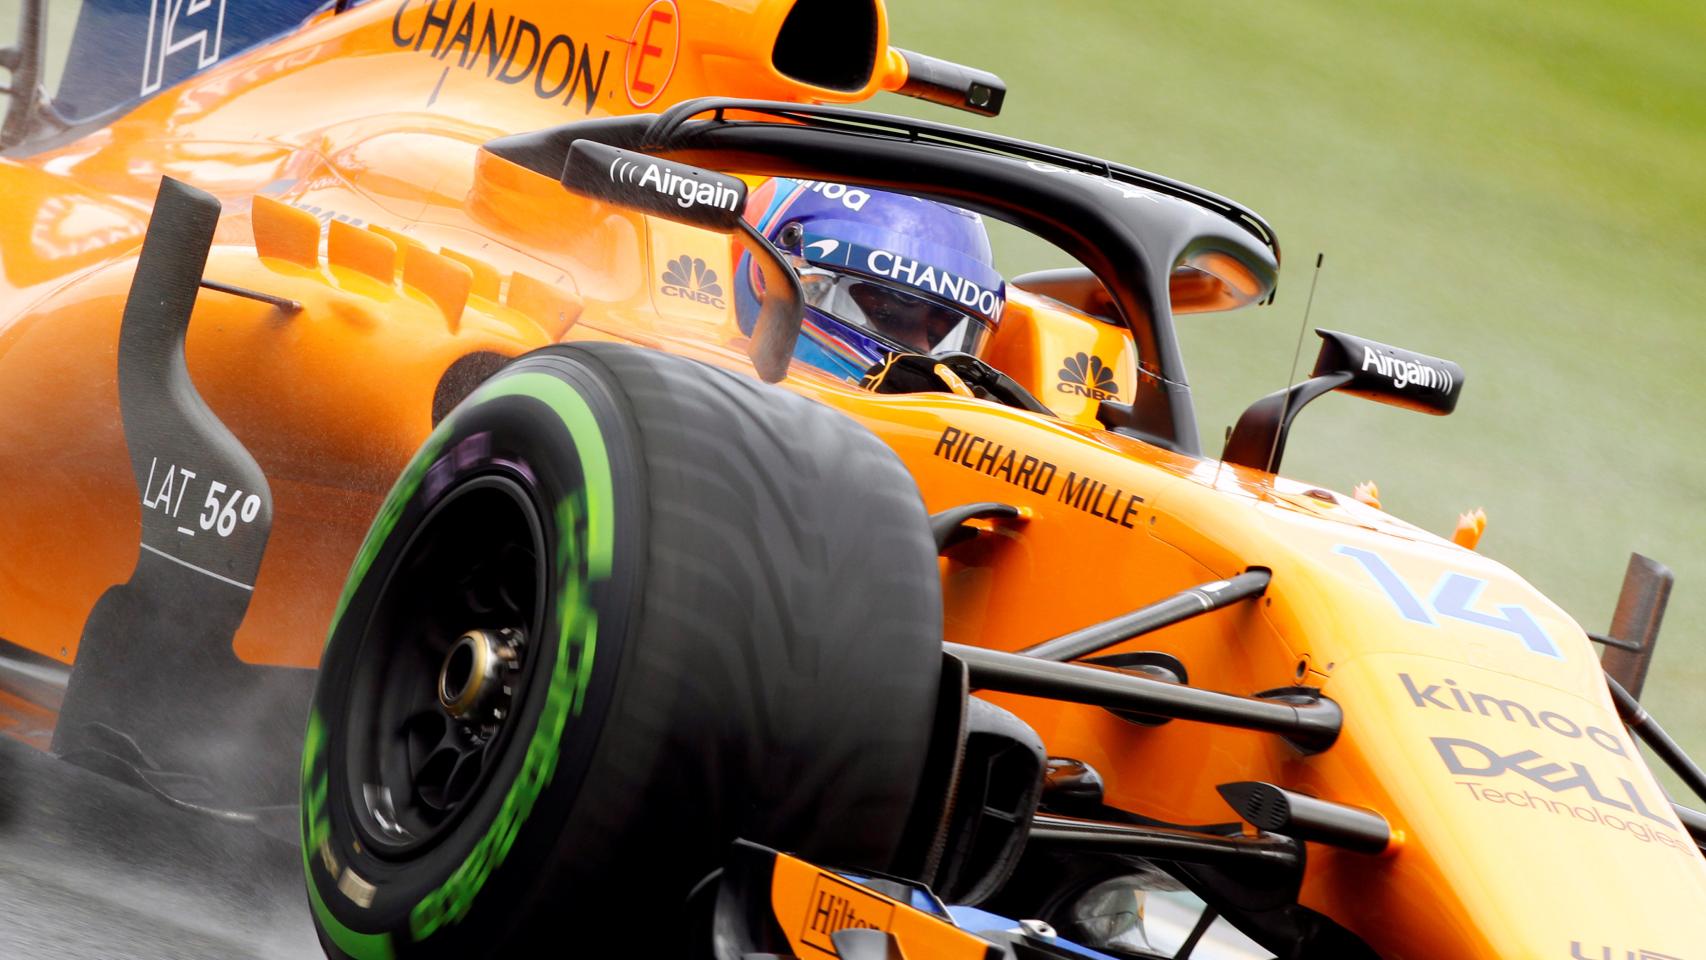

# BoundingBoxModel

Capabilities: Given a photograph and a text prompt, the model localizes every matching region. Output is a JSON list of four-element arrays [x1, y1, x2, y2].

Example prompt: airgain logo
[[1360, 345, 1453, 393], [660, 255, 725, 308], [1057, 352, 1117, 400]]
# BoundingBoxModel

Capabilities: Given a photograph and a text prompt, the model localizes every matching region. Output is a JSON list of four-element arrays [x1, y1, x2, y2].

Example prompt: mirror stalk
[[1222, 372, 1351, 473], [733, 218, 803, 383]]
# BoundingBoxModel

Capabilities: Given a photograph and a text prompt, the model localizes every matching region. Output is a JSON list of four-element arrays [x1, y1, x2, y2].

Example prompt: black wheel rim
[[342, 472, 547, 858]]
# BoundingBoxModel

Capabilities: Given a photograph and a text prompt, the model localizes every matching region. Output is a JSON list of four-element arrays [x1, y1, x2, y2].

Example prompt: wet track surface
[[0, 736, 319, 959], [0, 731, 1270, 959]]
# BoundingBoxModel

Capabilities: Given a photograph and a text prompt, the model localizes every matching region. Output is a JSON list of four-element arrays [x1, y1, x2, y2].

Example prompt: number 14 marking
[[1336, 545, 1563, 660]]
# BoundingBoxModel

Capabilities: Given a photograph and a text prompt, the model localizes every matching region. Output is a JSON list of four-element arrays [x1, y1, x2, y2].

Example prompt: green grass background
[[4, 0, 1702, 787], [883, 0, 1706, 786]]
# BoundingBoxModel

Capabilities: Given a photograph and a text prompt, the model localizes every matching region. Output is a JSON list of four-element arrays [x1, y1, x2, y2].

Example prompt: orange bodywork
[[765, 848, 995, 959], [1, 1, 1703, 956]]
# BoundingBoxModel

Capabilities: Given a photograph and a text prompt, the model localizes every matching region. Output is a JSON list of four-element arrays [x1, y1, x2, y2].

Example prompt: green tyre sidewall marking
[[302, 368, 616, 957], [303, 709, 393, 960]]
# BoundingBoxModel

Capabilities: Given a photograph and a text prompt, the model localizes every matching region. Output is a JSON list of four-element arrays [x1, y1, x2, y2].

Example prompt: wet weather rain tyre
[[301, 344, 943, 959]]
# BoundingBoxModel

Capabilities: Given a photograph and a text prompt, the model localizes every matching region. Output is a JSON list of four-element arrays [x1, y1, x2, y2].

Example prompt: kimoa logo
[[1361, 346, 1453, 392], [607, 155, 741, 212], [1057, 352, 1118, 400], [1400, 673, 1627, 756], [660, 255, 725, 308]]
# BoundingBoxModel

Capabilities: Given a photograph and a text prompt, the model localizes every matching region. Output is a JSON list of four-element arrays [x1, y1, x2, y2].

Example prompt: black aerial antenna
[[1216, 253, 1325, 479], [1262, 253, 1325, 473]]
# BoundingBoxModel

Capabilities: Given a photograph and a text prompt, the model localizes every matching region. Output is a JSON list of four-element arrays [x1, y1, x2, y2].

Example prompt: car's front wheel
[[301, 344, 944, 958]]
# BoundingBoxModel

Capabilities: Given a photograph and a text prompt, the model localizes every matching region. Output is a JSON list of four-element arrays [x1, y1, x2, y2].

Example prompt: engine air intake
[[772, 0, 878, 92]]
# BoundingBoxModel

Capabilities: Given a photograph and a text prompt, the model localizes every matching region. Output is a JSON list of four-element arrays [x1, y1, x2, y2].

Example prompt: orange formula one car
[[2, 1, 1704, 958]]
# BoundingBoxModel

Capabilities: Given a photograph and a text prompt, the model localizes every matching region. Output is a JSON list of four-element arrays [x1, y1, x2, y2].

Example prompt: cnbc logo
[[660, 255, 725, 309], [1058, 352, 1117, 401]]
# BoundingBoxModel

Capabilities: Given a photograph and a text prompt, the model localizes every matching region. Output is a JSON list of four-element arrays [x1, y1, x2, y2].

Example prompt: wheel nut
[[438, 629, 517, 720]]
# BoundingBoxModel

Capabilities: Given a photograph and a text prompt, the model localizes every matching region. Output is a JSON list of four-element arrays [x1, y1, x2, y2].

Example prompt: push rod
[[1020, 569, 1270, 662], [1217, 781, 1391, 855], [948, 642, 1338, 753], [1028, 812, 1300, 871], [1606, 673, 1706, 805], [1672, 803, 1706, 852]]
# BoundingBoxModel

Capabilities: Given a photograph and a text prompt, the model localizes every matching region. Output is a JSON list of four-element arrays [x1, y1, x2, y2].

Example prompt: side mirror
[[1311, 329, 1462, 415], [1223, 330, 1464, 473], [559, 141, 803, 382]]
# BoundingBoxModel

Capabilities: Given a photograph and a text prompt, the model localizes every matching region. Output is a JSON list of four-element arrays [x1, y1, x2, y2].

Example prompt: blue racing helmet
[[739, 178, 1006, 381]]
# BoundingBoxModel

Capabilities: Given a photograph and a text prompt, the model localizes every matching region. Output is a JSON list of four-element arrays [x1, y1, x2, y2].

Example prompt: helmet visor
[[793, 261, 991, 356]]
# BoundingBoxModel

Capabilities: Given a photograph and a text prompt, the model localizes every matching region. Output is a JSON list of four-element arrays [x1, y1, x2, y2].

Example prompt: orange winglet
[[327, 219, 396, 284], [402, 246, 473, 333], [250, 195, 319, 267], [439, 248, 501, 301], [507, 272, 583, 339], [1452, 508, 1487, 550], [366, 222, 425, 253], [1352, 481, 1381, 510]]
